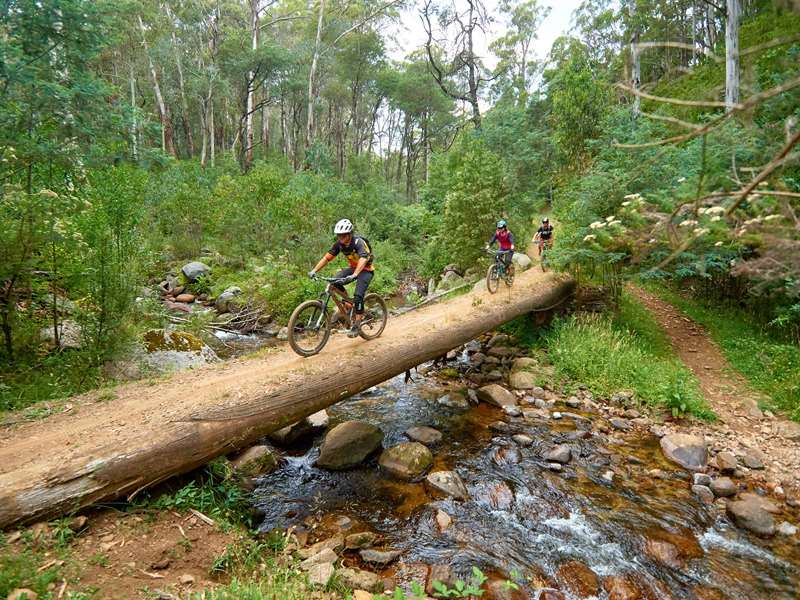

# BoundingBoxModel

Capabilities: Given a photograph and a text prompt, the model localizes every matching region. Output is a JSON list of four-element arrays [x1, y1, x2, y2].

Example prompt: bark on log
[[0, 271, 574, 528]]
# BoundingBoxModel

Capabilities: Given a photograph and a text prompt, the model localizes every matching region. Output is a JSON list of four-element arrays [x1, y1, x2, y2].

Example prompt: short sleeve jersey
[[325, 235, 374, 271], [537, 225, 554, 240]]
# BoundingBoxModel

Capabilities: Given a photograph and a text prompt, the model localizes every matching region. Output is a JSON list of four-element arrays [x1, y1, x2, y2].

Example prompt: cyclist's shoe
[[347, 323, 360, 338]]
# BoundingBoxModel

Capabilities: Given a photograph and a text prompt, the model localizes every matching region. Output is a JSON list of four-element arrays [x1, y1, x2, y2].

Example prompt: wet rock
[[230, 445, 278, 477], [602, 470, 615, 483], [438, 392, 470, 410], [298, 535, 344, 559], [512, 434, 533, 446], [610, 418, 632, 431], [360, 548, 401, 565], [603, 576, 643, 600], [427, 565, 458, 596], [379, 442, 433, 481], [714, 451, 737, 472], [509, 371, 536, 390], [181, 261, 210, 282], [552, 412, 562, 420], [489, 420, 511, 433], [660, 434, 707, 471], [556, 560, 599, 598], [738, 493, 779, 513], [709, 477, 737, 498], [470, 352, 487, 366], [435, 509, 452, 532], [267, 409, 330, 446], [692, 485, 715, 504], [214, 286, 242, 313], [405, 426, 442, 446], [740, 448, 765, 470], [503, 405, 522, 417], [726, 499, 775, 536], [477, 384, 517, 407], [777, 521, 798, 536], [645, 539, 682, 569], [467, 388, 479, 405], [693, 473, 712, 486], [537, 590, 565, 600], [650, 425, 667, 438], [488, 346, 515, 358], [336, 569, 383, 593], [316, 421, 383, 470], [308, 562, 335, 587], [475, 481, 515, 511], [300, 548, 338, 570], [691, 586, 731, 600], [545, 445, 571, 464], [425, 471, 469, 501], [547, 463, 563, 472], [483, 578, 528, 600], [345, 531, 376, 550]]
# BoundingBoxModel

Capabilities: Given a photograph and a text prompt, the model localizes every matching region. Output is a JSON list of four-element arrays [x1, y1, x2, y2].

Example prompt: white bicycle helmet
[[334, 218, 353, 234]]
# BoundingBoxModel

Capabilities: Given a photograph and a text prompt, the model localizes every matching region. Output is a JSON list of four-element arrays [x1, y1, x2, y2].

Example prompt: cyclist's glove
[[342, 274, 356, 284], [308, 270, 317, 280]]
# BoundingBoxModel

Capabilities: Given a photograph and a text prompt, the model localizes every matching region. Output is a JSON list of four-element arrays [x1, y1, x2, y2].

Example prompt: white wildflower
[[693, 228, 710, 236], [715, 241, 724, 247], [621, 201, 631, 207], [706, 206, 725, 215], [609, 220, 623, 227], [623, 193, 637, 200], [39, 189, 59, 199], [583, 234, 597, 242], [764, 214, 783, 222], [606, 215, 615, 222], [679, 219, 698, 227], [590, 221, 606, 229], [677, 177, 687, 183], [648, 238, 657, 244], [743, 217, 762, 226], [711, 216, 721, 222]]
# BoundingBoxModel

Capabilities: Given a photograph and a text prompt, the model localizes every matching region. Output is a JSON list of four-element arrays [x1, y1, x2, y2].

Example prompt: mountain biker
[[533, 217, 554, 256], [308, 219, 374, 338], [485, 219, 515, 269]]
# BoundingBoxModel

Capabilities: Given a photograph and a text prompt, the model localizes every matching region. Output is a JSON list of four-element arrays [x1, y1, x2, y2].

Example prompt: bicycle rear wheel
[[288, 300, 331, 357], [540, 248, 548, 272], [504, 264, 515, 287], [486, 264, 500, 294], [359, 294, 388, 340]]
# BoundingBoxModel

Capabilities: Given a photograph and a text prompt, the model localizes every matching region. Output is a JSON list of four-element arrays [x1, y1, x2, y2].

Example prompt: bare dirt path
[[631, 286, 800, 491]]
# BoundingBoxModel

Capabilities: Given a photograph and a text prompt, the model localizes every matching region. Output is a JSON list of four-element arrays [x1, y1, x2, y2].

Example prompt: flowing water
[[252, 367, 800, 599]]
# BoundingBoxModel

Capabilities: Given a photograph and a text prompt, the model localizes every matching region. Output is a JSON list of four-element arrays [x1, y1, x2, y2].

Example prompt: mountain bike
[[287, 275, 388, 357], [485, 249, 515, 294], [538, 239, 553, 272]]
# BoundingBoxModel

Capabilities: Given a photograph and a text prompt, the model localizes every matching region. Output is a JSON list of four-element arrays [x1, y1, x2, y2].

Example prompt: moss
[[143, 329, 205, 353]]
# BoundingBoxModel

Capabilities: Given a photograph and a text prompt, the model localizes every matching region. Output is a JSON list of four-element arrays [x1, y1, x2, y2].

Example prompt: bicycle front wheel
[[288, 300, 331, 357], [359, 294, 388, 340], [486, 264, 500, 294]]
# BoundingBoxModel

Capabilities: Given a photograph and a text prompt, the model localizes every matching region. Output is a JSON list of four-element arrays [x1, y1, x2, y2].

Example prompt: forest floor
[[631, 286, 800, 491]]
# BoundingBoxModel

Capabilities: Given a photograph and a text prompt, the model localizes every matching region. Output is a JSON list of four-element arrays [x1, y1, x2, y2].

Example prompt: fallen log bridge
[[0, 269, 575, 528]]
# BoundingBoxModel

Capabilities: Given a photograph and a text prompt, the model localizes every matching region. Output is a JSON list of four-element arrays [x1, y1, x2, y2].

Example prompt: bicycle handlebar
[[484, 248, 514, 255], [315, 275, 350, 284]]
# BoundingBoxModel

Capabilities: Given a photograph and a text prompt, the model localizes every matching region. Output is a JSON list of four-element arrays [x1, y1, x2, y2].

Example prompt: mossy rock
[[143, 329, 205, 353]]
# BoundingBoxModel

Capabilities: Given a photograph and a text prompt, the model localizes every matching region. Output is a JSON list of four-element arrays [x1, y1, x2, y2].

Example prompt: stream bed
[[251, 364, 800, 599]]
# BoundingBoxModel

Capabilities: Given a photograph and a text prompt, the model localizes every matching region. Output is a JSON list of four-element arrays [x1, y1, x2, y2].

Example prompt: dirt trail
[[631, 286, 800, 489]]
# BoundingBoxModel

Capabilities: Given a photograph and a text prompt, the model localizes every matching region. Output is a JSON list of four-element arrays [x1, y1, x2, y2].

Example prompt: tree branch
[[634, 41, 721, 63]]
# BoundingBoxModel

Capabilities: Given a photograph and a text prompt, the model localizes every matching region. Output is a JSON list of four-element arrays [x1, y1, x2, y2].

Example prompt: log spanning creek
[[250, 351, 800, 599]]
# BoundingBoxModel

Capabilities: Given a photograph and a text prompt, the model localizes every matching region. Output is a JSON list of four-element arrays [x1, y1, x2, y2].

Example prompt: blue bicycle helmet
[[497, 219, 507, 228]]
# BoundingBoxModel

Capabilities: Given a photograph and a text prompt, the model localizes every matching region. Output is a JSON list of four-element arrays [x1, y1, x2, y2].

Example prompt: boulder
[[359, 548, 401, 565], [300, 548, 338, 570], [437, 270, 466, 293], [277, 327, 289, 341], [141, 329, 218, 372], [556, 560, 599, 598], [487, 346, 514, 358], [738, 493, 779, 513], [512, 434, 534, 446], [545, 445, 571, 464], [709, 477, 737, 498], [308, 562, 335, 587], [230, 445, 278, 477], [484, 578, 528, 600], [379, 442, 433, 481], [337, 568, 383, 593], [298, 535, 344, 559], [175, 293, 196, 303], [438, 392, 469, 410], [442, 263, 464, 276], [714, 451, 738, 472], [692, 485, 714, 504], [693, 473, 712, 486], [777, 521, 798, 536], [316, 421, 383, 470], [740, 448, 766, 470], [726, 499, 775, 536], [511, 357, 538, 371], [268, 410, 329, 446], [215, 286, 242, 313], [181, 261, 210, 282], [659, 434, 707, 471], [509, 371, 537, 390], [477, 384, 517, 408], [405, 426, 443, 446], [603, 576, 644, 600], [425, 471, 469, 501], [511, 252, 533, 271], [40, 319, 82, 350], [488, 333, 510, 347]]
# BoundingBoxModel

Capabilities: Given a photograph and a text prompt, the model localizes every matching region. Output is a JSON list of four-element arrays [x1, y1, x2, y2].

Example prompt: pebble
[[503, 405, 522, 418], [546, 462, 563, 472], [435, 509, 452, 532], [602, 470, 615, 483], [552, 412, 562, 420], [777, 521, 798, 536], [179, 574, 195, 585], [692, 485, 715, 504], [693, 473, 712, 486], [610, 418, 632, 431], [512, 434, 533, 446]]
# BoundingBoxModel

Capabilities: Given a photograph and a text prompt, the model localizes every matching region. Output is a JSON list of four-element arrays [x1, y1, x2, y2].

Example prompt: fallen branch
[[189, 508, 215, 526]]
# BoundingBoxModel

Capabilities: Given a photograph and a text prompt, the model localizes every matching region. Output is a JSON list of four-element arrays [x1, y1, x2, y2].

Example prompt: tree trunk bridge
[[0, 269, 575, 529]]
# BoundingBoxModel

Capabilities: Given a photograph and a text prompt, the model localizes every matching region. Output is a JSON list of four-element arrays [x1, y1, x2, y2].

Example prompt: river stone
[[610, 418, 632, 431], [778, 521, 798, 536], [512, 434, 533, 446], [438, 392, 469, 409], [345, 531, 376, 549], [714, 451, 738, 472], [556, 560, 599, 598], [693, 473, 712, 486], [181, 261, 210, 282], [660, 434, 707, 471], [603, 576, 642, 600], [316, 421, 383, 470], [726, 499, 775, 536], [537, 590, 565, 600], [512, 252, 533, 271], [359, 548, 401, 565], [268, 410, 329, 446], [545, 445, 571, 464], [692, 485, 715, 504], [425, 471, 469, 500], [175, 293, 196, 303], [298, 535, 344, 559], [645, 539, 683, 569], [511, 357, 538, 372], [710, 477, 737, 498], [776, 421, 800, 442], [230, 445, 278, 477], [300, 548, 338, 570], [738, 493, 779, 513], [337, 568, 383, 593], [477, 384, 517, 407], [487, 346, 514, 358], [405, 426, 442, 446], [435, 509, 452, 532], [379, 442, 433, 481], [215, 286, 242, 313], [509, 371, 537, 390], [308, 562, 335, 587], [740, 448, 766, 470]]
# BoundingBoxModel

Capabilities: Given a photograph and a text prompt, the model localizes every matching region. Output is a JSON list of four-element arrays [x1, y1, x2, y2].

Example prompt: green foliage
[[0, 548, 66, 599], [431, 567, 489, 598]]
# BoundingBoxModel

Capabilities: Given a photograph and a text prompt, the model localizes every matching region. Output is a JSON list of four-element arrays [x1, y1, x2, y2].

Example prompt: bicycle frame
[[310, 277, 354, 331]]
